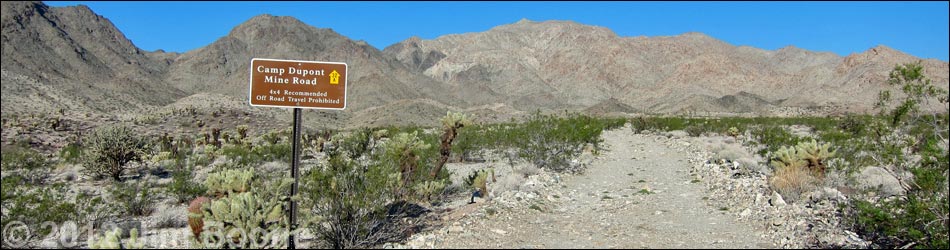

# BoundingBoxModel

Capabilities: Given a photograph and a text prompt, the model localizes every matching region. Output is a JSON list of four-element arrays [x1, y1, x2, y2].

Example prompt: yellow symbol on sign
[[329, 70, 340, 84]]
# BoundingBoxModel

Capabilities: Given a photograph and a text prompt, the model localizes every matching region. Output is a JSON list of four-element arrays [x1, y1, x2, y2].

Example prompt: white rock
[[856, 166, 906, 197], [770, 191, 787, 207], [491, 229, 508, 235], [739, 208, 751, 218]]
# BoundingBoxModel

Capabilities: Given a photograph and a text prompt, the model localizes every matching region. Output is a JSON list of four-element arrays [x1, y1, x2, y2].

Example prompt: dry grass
[[769, 163, 816, 203]]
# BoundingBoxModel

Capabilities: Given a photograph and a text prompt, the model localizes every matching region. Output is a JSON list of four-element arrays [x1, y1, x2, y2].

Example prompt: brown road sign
[[249, 58, 348, 110]]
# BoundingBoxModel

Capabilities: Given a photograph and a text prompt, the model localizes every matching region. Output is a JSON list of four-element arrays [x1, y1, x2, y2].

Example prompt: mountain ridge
[[2, 2, 947, 125]]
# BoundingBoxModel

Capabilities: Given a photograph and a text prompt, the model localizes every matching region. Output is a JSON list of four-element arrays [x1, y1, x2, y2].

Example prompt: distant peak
[[863, 44, 905, 57], [230, 14, 311, 36], [680, 32, 711, 38], [516, 18, 533, 24], [870, 44, 895, 52], [777, 45, 805, 52]]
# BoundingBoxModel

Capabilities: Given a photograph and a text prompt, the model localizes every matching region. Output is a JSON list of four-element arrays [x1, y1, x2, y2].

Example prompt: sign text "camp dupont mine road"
[[249, 58, 348, 110]]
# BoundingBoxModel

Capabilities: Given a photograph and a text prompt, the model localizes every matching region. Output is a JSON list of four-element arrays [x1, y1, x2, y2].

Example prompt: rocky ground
[[12, 123, 876, 249], [383, 125, 870, 249]]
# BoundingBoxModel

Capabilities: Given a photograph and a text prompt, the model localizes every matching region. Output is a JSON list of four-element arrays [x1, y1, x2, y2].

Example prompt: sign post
[[249, 58, 347, 249]]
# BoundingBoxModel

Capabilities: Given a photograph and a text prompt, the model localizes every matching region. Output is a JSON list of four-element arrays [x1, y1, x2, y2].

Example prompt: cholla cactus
[[432, 112, 473, 179], [236, 125, 249, 141], [385, 132, 431, 190], [88, 228, 145, 249], [413, 180, 446, 202], [769, 145, 806, 171], [150, 151, 172, 164], [440, 111, 473, 129], [204, 169, 254, 197], [471, 168, 495, 196], [372, 129, 389, 140], [198, 188, 290, 249], [769, 140, 835, 178], [796, 139, 835, 178], [727, 127, 741, 138]]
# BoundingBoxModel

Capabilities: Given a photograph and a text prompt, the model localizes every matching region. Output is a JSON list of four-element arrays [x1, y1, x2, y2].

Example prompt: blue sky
[[45, 1, 949, 61]]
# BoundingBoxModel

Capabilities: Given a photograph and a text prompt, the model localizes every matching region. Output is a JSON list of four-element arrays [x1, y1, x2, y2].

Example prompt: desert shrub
[[250, 143, 292, 163], [326, 128, 374, 160], [165, 167, 207, 204], [151, 205, 188, 229], [304, 153, 401, 249], [59, 141, 84, 164], [749, 125, 802, 156], [450, 124, 486, 162], [0, 181, 82, 248], [75, 192, 119, 231], [509, 112, 606, 173], [846, 62, 949, 249], [110, 181, 157, 217], [685, 124, 706, 137], [82, 125, 148, 181], [1, 145, 51, 184], [837, 114, 870, 137], [220, 144, 258, 165]]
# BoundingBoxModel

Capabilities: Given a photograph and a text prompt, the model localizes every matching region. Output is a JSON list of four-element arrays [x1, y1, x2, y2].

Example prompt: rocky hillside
[[164, 15, 465, 111], [1, 1, 185, 114], [384, 19, 949, 115], [2, 2, 947, 125]]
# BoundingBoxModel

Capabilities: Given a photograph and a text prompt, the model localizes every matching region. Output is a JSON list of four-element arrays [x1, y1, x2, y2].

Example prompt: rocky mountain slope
[[1, 1, 185, 114], [3, 2, 947, 125], [384, 19, 949, 115]]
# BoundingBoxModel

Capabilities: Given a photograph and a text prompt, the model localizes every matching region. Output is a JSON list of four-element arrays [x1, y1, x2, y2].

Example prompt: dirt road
[[416, 129, 775, 248]]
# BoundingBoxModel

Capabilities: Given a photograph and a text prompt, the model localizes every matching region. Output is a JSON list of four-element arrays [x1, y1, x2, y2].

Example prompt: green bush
[[59, 141, 84, 164], [685, 124, 706, 137], [1, 145, 50, 184], [0, 181, 81, 248], [165, 167, 207, 204], [513, 112, 606, 173], [110, 181, 156, 217], [82, 125, 148, 181], [304, 153, 400, 249], [749, 125, 802, 156], [847, 62, 949, 249]]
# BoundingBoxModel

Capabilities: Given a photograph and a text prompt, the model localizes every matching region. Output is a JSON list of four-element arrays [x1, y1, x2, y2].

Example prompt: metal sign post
[[248, 58, 347, 249], [289, 107, 301, 249]]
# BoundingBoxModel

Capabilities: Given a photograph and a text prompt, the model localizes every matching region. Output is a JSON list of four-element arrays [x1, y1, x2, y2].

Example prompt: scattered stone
[[856, 166, 906, 197], [769, 192, 786, 207]]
